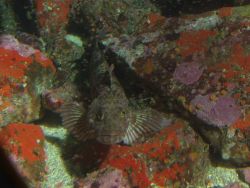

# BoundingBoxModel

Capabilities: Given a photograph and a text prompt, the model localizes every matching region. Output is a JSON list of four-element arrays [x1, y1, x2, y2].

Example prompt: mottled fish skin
[[60, 42, 172, 145], [88, 42, 112, 98], [87, 83, 130, 144]]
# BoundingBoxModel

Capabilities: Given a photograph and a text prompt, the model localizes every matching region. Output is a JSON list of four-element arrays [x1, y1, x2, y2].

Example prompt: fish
[[59, 42, 172, 145]]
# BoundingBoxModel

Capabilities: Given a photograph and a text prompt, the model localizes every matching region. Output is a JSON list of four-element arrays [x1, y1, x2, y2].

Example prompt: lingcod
[[60, 42, 172, 145]]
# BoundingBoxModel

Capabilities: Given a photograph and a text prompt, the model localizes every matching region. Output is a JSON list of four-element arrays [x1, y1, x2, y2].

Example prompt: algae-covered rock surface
[[0, 34, 55, 127], [0, 1, 250, 188], [100, 4, 250, 167], [0, 123, 46, 187]]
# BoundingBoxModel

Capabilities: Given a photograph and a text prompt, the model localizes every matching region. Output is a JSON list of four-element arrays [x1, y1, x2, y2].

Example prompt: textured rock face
[[0, 1, 250, 188], [34, 2, 250, 187], [77, 167, 131, 188], [0, 123, 46, 187], [35, 0, 85, 72], [150, 0, 249, 17], [94, 5, 250, 166], [191, 95, 241, 127], [65, 121, 210, 187], [0, 35, 55, 127], [72, 0, 159, 36], [42, 81, 80, 112], [35, 0, 72, 32], [101, 121, 209, 187]]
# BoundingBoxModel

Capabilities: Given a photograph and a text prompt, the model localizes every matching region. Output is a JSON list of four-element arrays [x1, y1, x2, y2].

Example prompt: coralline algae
[[173, 62, 204, 85], [0, 35, 37, 57], [191, 95, 241, 127]]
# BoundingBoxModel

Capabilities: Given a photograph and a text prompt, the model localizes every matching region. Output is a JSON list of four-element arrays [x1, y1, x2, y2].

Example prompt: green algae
[[233, 4, 250, 18], [0, 0, 17, 34], [41, 125, 73, 188], [177, 13, 222, 32], [65, 34, 85, 48], [205, 166, 248, 188]]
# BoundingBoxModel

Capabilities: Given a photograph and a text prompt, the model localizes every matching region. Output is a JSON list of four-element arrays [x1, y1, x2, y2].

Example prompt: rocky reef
[[0, 34, 55, 126], [0, 0, 250, 187]]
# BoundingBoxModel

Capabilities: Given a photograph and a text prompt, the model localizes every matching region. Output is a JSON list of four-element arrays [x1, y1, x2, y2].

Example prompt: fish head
[[87, 88, 130, 144]]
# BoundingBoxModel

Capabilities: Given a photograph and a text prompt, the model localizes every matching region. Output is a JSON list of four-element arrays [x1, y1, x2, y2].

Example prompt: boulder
[[98, 5, 250, 166], [0, 34, 55, 126], [0, 123, 46, 187]]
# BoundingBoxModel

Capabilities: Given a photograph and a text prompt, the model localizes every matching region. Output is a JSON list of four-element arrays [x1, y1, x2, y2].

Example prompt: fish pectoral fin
[[59, 101, 95, 141], [123, 108, 173, 145]]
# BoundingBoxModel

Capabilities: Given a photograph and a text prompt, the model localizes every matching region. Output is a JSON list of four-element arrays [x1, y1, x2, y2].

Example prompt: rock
[[224, 182, 244, 188], [102, 121, 210, 187], [97, 4, 250, 166], [238, 167, 250, 185], [0, 34, 55, 126], [40, 125, 74, 187], [204, 166, 247, 188], [35, 0, 72, 34], [76, 167, 131, 188], [65, 120, 210, 187], [72, 0, 159, 37], [39, 1, 250, 186], [150, 0, 249, 16], [0, 123, 46, 187], [35, 0, 85, 72], [2, 0, 250, 186], [42, 81, 80, 112]]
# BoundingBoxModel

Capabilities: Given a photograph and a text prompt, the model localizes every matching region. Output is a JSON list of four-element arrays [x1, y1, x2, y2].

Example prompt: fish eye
[[96, 111, 104, 120], [120, 111, 126, 117]]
